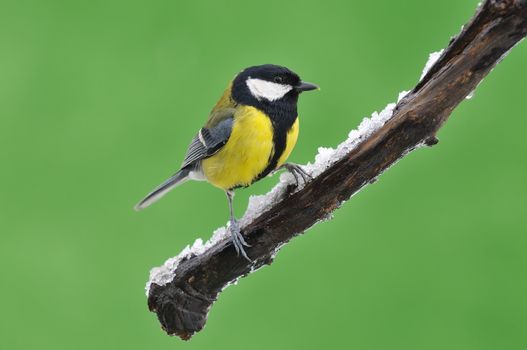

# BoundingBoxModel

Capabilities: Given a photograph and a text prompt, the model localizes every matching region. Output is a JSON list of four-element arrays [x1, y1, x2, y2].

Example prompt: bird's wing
[[180, 115, 233, 169]]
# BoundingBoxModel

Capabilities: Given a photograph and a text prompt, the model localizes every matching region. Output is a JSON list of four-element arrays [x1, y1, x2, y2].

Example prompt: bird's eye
[[274, 76, 284, 83]]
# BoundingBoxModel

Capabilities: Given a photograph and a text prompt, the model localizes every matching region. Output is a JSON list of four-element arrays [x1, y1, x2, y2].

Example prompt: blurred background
[[1, 0, 526, 349]]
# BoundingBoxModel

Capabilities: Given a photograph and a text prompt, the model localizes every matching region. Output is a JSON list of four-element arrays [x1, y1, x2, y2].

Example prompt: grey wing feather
[[181, 117, 233, 169]]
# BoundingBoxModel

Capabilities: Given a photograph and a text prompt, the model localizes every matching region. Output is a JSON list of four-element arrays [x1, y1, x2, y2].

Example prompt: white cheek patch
[[246, 78, 293, 101]]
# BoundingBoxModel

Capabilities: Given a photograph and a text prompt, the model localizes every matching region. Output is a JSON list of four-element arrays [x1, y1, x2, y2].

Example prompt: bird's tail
[[134, 169, 189, 211]]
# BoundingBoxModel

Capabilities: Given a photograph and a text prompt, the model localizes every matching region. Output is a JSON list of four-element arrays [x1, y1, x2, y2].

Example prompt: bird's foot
[[281, 163, 312, 188], [229, 219, 251, 261]]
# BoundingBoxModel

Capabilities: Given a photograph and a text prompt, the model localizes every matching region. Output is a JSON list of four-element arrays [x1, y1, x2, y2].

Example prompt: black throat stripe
[[255, 100, 298, 182]]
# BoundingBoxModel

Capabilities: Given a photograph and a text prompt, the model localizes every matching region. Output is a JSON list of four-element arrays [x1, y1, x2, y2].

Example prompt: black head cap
[[231, 64, 317, 107]]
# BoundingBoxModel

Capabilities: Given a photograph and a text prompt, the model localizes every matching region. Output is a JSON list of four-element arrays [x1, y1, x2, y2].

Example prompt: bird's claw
[[229, 219, 251, 261], [282, 163, 312, 188]]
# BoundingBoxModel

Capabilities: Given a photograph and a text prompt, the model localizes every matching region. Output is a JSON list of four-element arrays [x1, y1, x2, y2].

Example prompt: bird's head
[[231, 64, 318, 106]]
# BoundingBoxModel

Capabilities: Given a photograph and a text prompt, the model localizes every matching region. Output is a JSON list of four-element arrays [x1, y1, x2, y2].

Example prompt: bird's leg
[[225, 190, 251, 261], [279, 163, 312, 188]]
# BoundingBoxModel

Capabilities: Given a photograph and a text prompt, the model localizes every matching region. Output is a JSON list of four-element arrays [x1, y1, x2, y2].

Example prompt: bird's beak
[[295, 81, 319, 92]]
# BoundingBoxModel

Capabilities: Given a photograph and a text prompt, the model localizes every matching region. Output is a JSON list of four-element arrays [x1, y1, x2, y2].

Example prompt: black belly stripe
[[255, 102, 298, 182]]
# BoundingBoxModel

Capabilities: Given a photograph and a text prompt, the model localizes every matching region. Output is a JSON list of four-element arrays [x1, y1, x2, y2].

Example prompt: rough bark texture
[[147, 0, 527, 340]]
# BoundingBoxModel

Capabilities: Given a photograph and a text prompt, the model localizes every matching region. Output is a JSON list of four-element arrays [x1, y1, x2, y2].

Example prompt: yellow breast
[[202, 106, 274, 190]]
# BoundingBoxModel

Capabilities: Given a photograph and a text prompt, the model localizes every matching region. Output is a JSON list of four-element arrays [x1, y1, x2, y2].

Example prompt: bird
[[135, 64, 318, 260]]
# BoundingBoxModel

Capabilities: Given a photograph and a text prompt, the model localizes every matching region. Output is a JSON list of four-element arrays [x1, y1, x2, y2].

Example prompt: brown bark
[[147, 0, 527, 340]]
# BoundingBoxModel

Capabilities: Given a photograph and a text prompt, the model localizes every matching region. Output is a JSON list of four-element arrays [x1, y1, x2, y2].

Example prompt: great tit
[[135, 64, 318, 260]]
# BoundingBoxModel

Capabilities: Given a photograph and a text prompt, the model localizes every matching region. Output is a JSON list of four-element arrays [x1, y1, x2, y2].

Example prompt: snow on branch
[[147, 0, 527, 340]]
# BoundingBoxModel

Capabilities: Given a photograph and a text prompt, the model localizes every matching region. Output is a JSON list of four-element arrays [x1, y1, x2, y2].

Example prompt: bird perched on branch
[[135, 64, 318, 259]]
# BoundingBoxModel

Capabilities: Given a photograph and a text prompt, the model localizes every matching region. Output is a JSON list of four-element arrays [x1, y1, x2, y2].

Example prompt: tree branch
[[147, 0, 527, 340]]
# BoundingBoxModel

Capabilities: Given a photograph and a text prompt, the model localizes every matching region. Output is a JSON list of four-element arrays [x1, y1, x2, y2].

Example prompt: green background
[[1, 0, 526, 349]]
